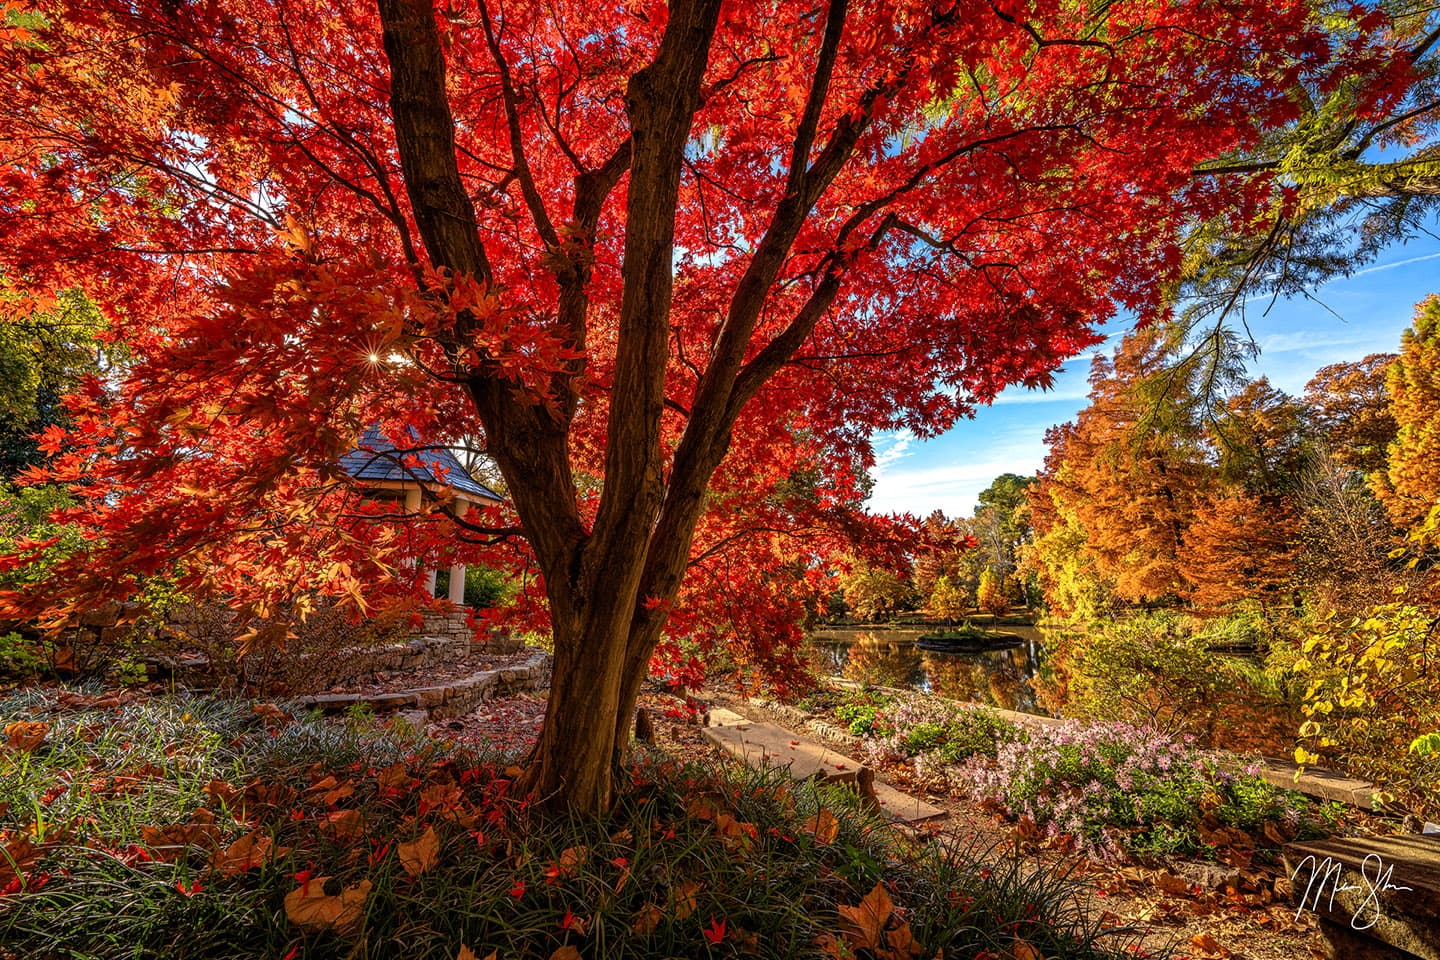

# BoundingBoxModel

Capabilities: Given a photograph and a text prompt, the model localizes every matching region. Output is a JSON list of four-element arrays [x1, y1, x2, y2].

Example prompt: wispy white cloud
[[1257, 331, 1369, 354], [867, 438, 1050, 517], [1350, 251, 1440, 278], [871, 429, 915, 476], [991, 382, 1093, 405]]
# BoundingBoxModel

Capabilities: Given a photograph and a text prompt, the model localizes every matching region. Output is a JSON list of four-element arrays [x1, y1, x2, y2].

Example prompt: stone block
[[412, 686, 448, 709], [1284, 835, 1440, 960]]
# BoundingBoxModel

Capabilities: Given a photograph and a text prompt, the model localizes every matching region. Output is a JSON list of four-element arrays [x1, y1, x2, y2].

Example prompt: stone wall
[[296, 646, 552, 720]]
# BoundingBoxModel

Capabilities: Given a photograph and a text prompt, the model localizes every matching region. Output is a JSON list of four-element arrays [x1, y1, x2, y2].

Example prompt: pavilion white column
[[402, 486, 436, 594], [447, 498, 471, 606]]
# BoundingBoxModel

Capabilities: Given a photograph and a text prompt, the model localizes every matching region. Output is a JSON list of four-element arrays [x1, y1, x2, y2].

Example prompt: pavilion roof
[[338, 426, 503, 502]]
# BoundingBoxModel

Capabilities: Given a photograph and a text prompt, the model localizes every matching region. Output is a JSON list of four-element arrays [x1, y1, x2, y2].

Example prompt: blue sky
[[866, 236, 1440, 518]]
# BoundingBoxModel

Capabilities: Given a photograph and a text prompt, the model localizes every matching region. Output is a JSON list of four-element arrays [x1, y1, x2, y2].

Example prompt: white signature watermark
[[1291, 853, 1413, 930]]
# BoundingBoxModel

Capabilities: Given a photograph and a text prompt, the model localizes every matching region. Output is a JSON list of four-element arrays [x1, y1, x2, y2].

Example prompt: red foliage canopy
[[0, 0, 1412, 802]]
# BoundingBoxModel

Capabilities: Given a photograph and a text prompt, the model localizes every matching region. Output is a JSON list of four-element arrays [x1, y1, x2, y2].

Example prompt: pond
[[806, 623, 1053, 717]]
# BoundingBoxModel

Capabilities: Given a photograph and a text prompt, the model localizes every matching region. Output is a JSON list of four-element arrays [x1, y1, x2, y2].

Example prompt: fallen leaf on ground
[[549, 946, 581, 960], [839, 882, 895, 953], [670, 880, 701, 920], [632, 903, 664, 935], [802, 808, 840, 845], [284, 877, 372, 934], [323, 809, 365, 841], [0, 835, 40, 886], [398, 825, 441, 877], [4, 721, 47, 752], [211, 830, 288, 876], [1189, 932, 1231, 958]]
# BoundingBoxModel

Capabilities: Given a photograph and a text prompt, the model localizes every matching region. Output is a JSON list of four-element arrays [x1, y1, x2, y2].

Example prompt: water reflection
[[807, 626, 1051, 717]]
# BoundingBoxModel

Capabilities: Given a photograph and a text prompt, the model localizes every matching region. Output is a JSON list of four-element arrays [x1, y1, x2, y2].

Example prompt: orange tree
[[0, 0, 1410, 811]]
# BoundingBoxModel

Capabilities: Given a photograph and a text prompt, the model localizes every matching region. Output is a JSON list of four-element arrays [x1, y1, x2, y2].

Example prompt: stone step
[[703, 707, 946, 824], [1283, 834, 1440, 960]]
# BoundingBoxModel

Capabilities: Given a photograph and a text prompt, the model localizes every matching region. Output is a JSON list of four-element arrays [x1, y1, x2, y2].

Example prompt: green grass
[[0, 689, 1146, 960]]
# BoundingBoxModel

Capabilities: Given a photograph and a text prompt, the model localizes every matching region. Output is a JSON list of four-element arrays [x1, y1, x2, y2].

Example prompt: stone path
[[703, 707, 947, 824]]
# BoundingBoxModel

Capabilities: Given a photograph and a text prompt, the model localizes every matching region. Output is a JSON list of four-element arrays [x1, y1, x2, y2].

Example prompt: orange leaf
[[670, 880, 701, 921], [802, 808, 840, 845], [398, 825, 441, 877], [838, 882, 894, 953], [323, 809, 365, 841], [284, 877, 371, 934], [211, 829, 288, 876], [632, 903, 665, 936], [455, 947, 496, 960], [1189, 932, 1231, 958], [1012, 940, 1045, 960], [378, 762, 414, 792], [549, 947, 582, 960], [4, 721, 47, 752]]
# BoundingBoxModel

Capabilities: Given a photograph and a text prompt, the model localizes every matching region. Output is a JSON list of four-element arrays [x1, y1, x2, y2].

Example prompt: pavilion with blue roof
[[339, 426, 504, 604]]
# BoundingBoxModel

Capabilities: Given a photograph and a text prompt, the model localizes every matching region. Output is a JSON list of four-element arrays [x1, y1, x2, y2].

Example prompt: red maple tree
[[0, 0, 1408, 809]]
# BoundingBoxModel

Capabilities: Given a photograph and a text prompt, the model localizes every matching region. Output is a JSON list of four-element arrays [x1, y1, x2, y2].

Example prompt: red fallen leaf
[[176, 879, 203, 897], [704, 916, 727, 944]]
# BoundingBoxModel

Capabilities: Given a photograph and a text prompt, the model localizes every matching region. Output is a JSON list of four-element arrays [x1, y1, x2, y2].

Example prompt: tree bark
[[376, 0, 869, 814]]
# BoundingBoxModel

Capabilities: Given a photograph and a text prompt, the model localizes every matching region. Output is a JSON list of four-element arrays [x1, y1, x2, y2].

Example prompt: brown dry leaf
[[455, 947, 496, 960], [4, 721, 48, 752], [732, 925, 760, 955], [398, 825, 441, 877], [802, 808, 841, 845], [503, 764, 524, 779], [885, 920, 923, 960], [1012, 941, 1044, 960], [558, 845, 588, 874], [252, 703, 289, 723], [670, 880, 701, 921], [211, 829, 288, 876], [420, 782, 462, 812], [686, 796, 724, 821], [1156, 872, 1192, 897], [815, 932, 849, 959], [548, 947, 581, 960], [140, 822, 220, 862], [284, 876, 372, 934], [632, 903, 665, 936], [838, 882, 895, 953], [1010, 816, 1044, 844], [712, 814, 756, 851], [1188, 932, 1231, 959], [323, 809, 366, 841], [1262, 821, 1288, 846], [378, 762, 414, 791]]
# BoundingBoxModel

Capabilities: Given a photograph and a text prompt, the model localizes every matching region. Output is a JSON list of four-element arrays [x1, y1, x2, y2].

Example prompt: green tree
[[1177, 2, 1440, 330], [0, 290, 114, 477]]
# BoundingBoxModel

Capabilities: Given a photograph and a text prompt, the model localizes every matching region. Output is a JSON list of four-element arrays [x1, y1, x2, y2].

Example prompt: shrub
[[853, 693, 1023, 766], [959, 720, 1324, 859], [1296, 602, 1440, 815]]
